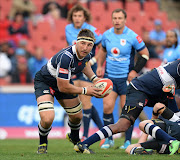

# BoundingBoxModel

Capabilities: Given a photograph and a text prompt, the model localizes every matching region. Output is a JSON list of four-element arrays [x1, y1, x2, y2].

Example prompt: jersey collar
[[72, 45, 84, 60], [112, 26, 128, 34]]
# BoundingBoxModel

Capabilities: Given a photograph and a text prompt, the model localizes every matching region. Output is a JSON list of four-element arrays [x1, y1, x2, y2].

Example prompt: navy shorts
[[34, 71, 78, 100], [103, 76, 127, 95], [72, 63, 97, 82], [121, 84, 149, 121]]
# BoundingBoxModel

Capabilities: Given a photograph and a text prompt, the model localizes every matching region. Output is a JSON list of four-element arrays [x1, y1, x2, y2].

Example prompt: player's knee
[[64, 102, 82, 116], [41, 116, 54, 127], [103, 103, 114, 114], [139, 120, 153, 131]]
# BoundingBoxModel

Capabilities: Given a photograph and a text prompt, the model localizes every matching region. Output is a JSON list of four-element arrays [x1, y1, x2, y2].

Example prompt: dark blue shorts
[[34, 71, 78, 100], [103, 76, 127, 95], [72, 63, 97, 82]]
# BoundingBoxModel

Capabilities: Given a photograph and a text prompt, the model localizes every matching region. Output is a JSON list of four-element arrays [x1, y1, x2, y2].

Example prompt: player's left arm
[[128, 34, 150, 82], [82, 62, 100, 84]]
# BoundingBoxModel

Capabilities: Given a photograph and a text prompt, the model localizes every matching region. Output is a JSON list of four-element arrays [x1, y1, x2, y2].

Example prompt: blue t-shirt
[[163, 45, 180, 63], [149, 30, 166, 41], [65, 22, 102, 57], [102, 26, 145, 78]]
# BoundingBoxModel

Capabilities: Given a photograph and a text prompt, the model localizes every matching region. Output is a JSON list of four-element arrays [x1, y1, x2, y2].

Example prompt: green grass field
[[0, 138, 179, 160]]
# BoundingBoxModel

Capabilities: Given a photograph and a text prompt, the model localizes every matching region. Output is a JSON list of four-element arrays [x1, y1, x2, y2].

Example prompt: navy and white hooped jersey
[[65, 22, 102, 57], [40, 45, 92, 86], [131, 60, 180, 96], [102, 26, 146, 78]]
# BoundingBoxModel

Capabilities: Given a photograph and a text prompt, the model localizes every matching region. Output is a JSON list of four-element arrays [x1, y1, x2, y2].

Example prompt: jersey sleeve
[[101, 33, 107, 49], [132, 32, 146, 52], [89, 25, 102, 45], [57, 52, 72, 80]]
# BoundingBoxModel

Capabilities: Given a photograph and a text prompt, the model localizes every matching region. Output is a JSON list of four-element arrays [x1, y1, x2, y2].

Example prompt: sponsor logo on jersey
[[72, 40, 76, 45], [59, 68, 69, 74], [111, 47, 120, 56], [95, 29, 101, 36], [136, 35, 142, 43], [78, 62, 82, 66], [120, 39, 126, 46]]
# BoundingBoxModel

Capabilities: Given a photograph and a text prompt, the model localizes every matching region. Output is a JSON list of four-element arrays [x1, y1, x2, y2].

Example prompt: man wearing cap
[[34, 29, 103, 154]]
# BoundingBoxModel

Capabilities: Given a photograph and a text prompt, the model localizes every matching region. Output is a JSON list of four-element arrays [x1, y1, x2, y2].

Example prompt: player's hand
[[127, 70, 138, 82], [86, 85, 102, 98], [96, 66, 103, 78]]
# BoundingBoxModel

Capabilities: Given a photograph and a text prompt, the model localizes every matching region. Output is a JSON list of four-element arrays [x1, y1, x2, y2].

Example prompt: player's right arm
[[57, 78, 102, 97], [56, 53, 102, 97]]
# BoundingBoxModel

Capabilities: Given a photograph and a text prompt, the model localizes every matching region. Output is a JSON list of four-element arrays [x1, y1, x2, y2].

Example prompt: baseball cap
[[154, 19, 162, 25]]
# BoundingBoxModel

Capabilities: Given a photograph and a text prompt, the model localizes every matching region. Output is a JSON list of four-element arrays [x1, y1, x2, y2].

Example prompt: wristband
[[90, 75, 98, 83], [134, 54, 149, 73], [81, 87, 87, 95], [89, 57, 97, 65]]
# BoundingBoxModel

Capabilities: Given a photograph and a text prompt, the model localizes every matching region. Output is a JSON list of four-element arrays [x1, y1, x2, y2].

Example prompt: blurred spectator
[[28, 47, 48, 79], [142, 30, 158, 58], [9, 0, 36, 20], [149, 19, 166, 54], [174, 20, 180, 44], [0, 49, 12, 78], [42, 0, 68, 19], [11, 56, 32, 84], [162, 30, 180, 63], [0, 11, 10, 43], [8, 12, 29, 47], [17, 39, 32, 59]]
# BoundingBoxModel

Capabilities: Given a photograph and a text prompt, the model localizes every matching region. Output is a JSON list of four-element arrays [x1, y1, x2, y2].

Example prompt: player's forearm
[[58, 82, 83, 94]]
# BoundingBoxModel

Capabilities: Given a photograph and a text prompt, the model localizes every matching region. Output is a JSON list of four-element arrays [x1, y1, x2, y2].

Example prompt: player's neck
[[114, 26, 125, 34]]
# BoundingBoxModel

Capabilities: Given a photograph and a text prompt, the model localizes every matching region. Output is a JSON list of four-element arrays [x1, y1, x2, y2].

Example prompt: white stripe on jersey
[[156, 66, 176, 87], [47, 58, 57, 77]]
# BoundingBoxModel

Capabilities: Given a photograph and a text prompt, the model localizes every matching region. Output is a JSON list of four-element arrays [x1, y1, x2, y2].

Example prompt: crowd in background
[[0, 0, 180, 85]]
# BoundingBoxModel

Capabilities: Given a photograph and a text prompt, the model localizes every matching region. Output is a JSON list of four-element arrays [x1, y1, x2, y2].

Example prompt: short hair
[[67, 4, 92, 23], [77, 29, 95, 42], [112, 8, 127, 19]]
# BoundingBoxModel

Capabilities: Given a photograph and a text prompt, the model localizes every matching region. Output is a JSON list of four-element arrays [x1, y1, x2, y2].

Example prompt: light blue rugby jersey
[[102, 26, 146, 78], [163, 45, 180, 63], [65, 22, 102, 57]]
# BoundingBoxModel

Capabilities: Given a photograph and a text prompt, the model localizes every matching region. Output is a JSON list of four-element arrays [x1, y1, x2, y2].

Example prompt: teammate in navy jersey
[[126, 102, 180, 155], [96, 8, 149, 149], [34, 29, 102, 154], [74, 60, 180, 154], [66, 4, 103, 142]]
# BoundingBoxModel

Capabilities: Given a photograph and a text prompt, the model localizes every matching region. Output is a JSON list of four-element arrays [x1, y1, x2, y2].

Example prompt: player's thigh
[[103, 91, 118, 113], [58, 97, 83, 122]]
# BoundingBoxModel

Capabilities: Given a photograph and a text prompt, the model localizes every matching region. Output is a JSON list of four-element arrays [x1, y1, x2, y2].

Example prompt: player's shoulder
[[125, 26, 137, 37], [65, 23, 74, 30], [103, 27, 113, 36], [59, 46, 74, 59]]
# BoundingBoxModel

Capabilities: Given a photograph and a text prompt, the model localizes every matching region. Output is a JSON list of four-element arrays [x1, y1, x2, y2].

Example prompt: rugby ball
[[94, 78, 113, 98]]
